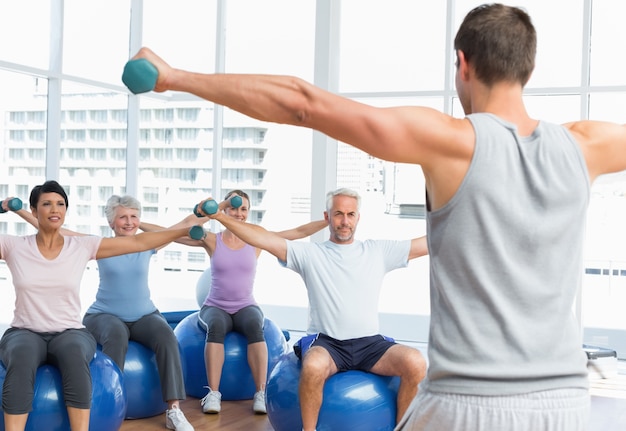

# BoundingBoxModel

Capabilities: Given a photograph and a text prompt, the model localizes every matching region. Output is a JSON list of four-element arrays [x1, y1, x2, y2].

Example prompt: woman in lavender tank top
[[148, 190, 326, 415]]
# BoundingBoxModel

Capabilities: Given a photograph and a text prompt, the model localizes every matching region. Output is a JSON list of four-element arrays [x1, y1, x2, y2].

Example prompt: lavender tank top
[[203, 232, 258, 313]]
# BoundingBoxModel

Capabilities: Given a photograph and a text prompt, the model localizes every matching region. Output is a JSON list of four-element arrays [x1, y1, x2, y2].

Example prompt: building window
[[110, 149, 126, 161], [28, 149, 44, 161], [90, 148, 106, 161], [9, 149, 24, 160], [10, 112, 26, 124], [76, 204, 91, 217], [143, 187, 159, 204], [139, 148, 151, 161], [66, 130, 86, 143], [143, 207, 158, 219], [69, 148, 86, 160], [89, 129, 107, 142], [27, 111, 46, 124], [177, 128, 199, 141], [15, 224, 27, 236], [176, 148, 199, 161], [28, 130, 45, 142], [9, 130, 25, 141], [67, 110, 86, 123], [76, 186, 92, 201], [140, 129, 151, 143], [164, 250, 182, 263], [187, 252, 206, 264], [15, 185, 29, 200], [99, 187, 114, 201], [110, 129, 127, 142], [177, 108, 200, 122], [154, 148, 172, 161], [256, 129, 266, 143], [154, 109, 174, 122], [111, 110, 127, 123], [90, 110, 107, 123]]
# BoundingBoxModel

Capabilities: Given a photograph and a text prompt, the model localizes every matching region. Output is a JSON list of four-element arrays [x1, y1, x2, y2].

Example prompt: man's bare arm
[[273, 220, 327, 240], [565, 120, 626, 182], [212, 211, 288, 261], [409, 235, 429, 260]]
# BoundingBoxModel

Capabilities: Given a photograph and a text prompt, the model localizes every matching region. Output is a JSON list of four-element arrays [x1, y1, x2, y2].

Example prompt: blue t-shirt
[[85, 249, 157, 321]]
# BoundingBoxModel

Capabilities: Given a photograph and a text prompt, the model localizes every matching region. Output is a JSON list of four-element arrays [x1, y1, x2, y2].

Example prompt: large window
[[0, 1, 625, 355]]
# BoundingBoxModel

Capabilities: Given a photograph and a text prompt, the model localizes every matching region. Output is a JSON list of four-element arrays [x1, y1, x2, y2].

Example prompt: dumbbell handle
[[0, 197, 22, 214], [194, 195, 243, 217]]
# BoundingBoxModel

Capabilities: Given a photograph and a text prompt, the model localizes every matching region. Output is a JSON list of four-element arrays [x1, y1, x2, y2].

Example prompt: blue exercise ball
[[195, 267, 211, 308], [89, 352, 128, 429], [174, 311, 289, 400], [0, 351, 126, 431], [266, 351, 401, 431], [109, 340, 179, 419]]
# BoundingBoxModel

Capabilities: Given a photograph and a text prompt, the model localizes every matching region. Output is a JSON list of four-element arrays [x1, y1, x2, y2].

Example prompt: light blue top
[[85, 249, 158, 322], [426, 113, 590, 395], [282, 239, 410, 340]]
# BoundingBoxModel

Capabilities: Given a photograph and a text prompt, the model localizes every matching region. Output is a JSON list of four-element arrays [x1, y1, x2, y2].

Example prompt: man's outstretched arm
[[273, 220, 327, 240], [409, 235, 429, 260], [128, 47, 463, 168], [210, 210, 289, 261]]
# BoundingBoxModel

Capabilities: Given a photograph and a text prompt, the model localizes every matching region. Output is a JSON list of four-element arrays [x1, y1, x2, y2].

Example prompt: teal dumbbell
[[122, 58, 158, 94], [193, 195, 243, 217], [229, 195, 243, 209], [189, 225, 206, 240], [0, 197, 22, 214], [194, 200, 219, 217]]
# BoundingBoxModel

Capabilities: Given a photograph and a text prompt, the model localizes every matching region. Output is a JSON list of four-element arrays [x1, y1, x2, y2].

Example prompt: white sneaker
[[165, 405, 194, 431], [200, 387, 222, 414], [253, 390, 267, 414]]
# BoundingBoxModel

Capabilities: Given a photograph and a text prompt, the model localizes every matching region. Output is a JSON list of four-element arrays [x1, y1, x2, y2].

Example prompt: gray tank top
[[426, 113, 590, 395]]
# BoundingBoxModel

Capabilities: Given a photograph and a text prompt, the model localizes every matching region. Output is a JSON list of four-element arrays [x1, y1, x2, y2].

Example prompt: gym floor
[[118, 343, 626, 431], [196, 331, 626, 431]]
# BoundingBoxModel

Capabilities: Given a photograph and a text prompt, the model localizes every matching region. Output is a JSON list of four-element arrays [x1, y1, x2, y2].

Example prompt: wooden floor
[[119, 397, 273, 431], [589, 373, 626, 431], [118, 383, 626, 431]]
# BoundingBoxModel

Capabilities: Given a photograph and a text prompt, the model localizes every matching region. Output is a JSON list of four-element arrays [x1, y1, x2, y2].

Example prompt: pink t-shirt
[[0, 234, 101, 333]]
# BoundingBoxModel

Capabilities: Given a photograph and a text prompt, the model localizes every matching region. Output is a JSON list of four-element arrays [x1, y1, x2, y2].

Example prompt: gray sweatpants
[[83, 310, 186, 402], [395, 382, 590, 431], [0, 327, 97, 414]]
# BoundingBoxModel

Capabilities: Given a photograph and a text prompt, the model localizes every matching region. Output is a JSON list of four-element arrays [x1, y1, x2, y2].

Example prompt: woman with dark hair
[[0, 181, 198, 431], [10, 192, 196, 431], [141, 189, 326, 415]]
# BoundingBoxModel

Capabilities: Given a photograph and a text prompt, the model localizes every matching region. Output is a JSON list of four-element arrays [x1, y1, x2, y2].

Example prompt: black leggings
[[0, 327, 96, 414], [198, 305, 265, 344]]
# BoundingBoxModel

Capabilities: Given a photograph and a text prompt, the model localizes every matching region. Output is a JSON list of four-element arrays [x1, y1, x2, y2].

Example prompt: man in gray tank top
[[125, 4, 626, 429]]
